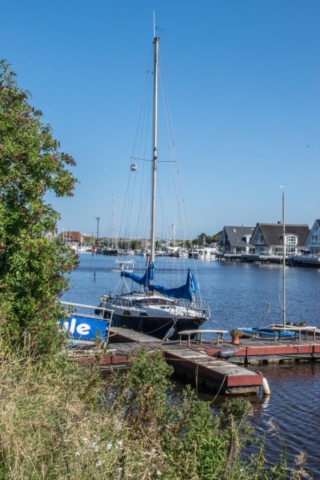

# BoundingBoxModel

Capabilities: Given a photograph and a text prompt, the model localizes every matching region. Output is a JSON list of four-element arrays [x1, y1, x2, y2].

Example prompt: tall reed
[[0, 347, 307, 479]]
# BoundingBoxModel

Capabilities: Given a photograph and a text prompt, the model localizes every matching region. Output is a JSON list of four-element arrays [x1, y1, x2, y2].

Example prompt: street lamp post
[[95, 217, 100, 246]]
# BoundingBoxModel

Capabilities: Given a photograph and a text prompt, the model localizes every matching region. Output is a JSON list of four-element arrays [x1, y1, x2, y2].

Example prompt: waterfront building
[[219, 226, 255, 254], [304, 219, 320, 255]]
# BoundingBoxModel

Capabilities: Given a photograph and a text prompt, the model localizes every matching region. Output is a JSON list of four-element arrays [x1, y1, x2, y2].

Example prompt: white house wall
[[305, 220, 320, 254]]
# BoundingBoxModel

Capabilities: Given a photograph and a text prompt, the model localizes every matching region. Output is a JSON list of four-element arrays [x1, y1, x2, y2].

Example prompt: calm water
[[63, 254, 320, 477]]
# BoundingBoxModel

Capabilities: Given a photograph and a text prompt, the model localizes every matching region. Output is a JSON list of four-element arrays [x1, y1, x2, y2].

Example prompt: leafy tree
[[0, 60, 78, 354], [211, 230, 222, 242], [191, 231, 222, 245], [130, 239, 141, 250]]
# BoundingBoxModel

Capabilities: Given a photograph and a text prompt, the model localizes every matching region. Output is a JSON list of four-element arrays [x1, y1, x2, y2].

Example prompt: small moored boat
[[239, 326, 295, 339]]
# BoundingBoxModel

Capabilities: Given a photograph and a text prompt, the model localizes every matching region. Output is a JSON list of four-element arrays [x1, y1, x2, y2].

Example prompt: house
[[58, 231, 84, 245], [140, 239, 151, 249], [250, 223, 310, 256], [219, 226, 255, 254], [304, 219, 320, 255], [45, 232, 56, 240]]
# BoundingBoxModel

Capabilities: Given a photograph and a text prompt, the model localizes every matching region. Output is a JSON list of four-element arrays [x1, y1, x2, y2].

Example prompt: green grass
[[0, 347, 309, 479]]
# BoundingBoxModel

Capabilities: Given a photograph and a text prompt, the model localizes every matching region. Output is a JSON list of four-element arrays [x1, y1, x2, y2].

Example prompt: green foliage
[[130, 239, 141, 250], [117, 349, 174, 431], [230, 329, 243, 337], [220, 397, 253, 422], [0, 347, 306, 479], [0, 60, 78, 354], [191, 231, 222, 245]]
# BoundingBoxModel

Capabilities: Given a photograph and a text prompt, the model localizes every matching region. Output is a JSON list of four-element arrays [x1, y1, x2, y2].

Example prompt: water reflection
[[63, 254, 320, 477], [199, 362, 320, 477]]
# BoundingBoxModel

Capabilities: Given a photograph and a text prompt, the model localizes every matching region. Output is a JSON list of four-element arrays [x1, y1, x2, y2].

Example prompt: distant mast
[[282, 190, 286, 327], [150, 34, 159, 265]]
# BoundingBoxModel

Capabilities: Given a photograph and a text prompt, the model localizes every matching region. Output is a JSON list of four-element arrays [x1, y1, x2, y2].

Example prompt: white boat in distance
[[189, 247, 218, 260], [174, 248, 189, 258], [97, 33, 210, 340]]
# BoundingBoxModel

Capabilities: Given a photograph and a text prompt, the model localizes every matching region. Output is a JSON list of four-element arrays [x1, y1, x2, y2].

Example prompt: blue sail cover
[[149, 269, 198, 302], [121, 263, 198, 302], [121, 262, 155, 285]]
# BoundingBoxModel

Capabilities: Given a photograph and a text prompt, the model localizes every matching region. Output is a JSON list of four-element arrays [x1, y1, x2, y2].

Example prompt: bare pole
[[95, 217, 100, 246], [282, 190, 286, 327], [150, 35, 159, 265]]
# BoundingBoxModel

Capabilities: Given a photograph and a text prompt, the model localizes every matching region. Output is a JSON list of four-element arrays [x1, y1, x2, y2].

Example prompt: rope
[[144, 316, 178, 336], [210, 375, 228, 403]]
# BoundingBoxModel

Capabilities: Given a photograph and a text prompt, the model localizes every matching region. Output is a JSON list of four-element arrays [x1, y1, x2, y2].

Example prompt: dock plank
[[74, 327, 320, 394], [109, 327, 163, 343]]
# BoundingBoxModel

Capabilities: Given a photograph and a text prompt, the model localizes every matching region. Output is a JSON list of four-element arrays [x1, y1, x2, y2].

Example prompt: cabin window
[[139, 312, 148, 316], [123, 310, 131, 316], [149, 298, 163, 305], [132, 300, 143, 306]]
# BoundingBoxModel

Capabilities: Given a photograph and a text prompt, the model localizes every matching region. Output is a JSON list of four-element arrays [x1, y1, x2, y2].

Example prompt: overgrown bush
[[0, 347, 308, 479], [0, 60, 78, 355]]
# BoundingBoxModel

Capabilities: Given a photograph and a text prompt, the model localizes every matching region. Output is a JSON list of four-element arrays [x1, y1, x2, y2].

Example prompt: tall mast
[[111, 195, 117, 249], [150, 36, 159, 264], [282, 190, 286, 327]]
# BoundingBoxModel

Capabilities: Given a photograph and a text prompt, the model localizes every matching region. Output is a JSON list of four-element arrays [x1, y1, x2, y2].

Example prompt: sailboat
[[102, 196, 119, 256], [239, 191, 296, 339], [97, 33, 210, 340]]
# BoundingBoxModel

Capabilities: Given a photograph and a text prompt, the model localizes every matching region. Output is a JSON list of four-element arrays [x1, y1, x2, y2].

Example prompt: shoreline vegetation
[[0, 62, 309, 479], [0, 347, 309, 479]]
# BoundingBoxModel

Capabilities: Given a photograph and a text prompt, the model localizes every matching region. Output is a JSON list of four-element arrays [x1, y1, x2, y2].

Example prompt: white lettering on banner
[[76, 323, 90, 335], [69, 317, 76, 334], [65, 318, 90, 336]]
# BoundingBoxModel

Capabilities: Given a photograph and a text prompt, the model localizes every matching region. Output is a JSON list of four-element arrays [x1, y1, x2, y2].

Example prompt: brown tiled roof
[[58, 231, 83, 243], [253, 223, 310, 246]]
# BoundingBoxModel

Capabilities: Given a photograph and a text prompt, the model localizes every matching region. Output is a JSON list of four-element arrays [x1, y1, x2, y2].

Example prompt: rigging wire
[[108, 38, 204, 298], [117, 46, 154, 268], [157, 46, 202, 291]]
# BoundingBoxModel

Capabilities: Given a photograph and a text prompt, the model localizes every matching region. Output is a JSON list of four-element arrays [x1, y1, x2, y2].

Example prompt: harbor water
[[62, 254, 320, 477]]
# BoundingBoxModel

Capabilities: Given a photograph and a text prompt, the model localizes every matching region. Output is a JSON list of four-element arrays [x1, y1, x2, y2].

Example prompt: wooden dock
[[216, 252, 288, 264], [108, 328, 320, 365], [196, 338, 320, 365], [70, 327, 264, 395], [69, 328, 320, 395], [162, 346, 262, 394], [68, 323, 320, 398]]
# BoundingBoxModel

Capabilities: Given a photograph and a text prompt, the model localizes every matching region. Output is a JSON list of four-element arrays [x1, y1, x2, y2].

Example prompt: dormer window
[[286, 235, 297, 246]]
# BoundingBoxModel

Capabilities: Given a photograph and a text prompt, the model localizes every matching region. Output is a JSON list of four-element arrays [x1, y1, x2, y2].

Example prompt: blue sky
[[1, 0, 319, 239]]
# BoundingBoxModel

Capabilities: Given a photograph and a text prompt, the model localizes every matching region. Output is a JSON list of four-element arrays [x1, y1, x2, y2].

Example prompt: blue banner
[[60, 315, 108, 341]]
